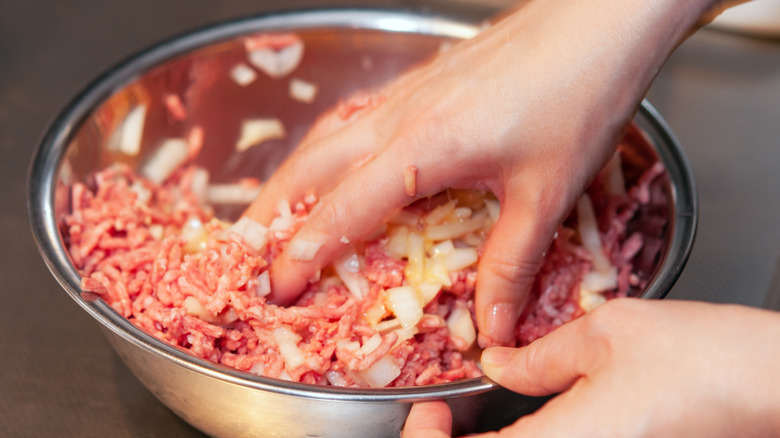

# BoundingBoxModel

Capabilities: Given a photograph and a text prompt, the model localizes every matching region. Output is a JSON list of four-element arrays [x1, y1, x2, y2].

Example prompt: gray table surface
[[2, 1, 779, 437]]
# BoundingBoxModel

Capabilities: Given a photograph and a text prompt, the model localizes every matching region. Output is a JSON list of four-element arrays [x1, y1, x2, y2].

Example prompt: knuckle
[[577, 298, 638, 367], [307, 198, 348, 239], [523, 340, 546, 376], [482, 252, 540, 293]]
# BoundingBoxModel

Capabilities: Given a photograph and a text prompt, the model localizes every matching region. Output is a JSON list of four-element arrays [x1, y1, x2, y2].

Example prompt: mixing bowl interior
[[29, 9, 696, 437]]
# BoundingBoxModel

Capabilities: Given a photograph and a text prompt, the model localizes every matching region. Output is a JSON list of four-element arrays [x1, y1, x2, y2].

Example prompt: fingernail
[[483, 302, 519, 345], [482, 347, 514, 368]]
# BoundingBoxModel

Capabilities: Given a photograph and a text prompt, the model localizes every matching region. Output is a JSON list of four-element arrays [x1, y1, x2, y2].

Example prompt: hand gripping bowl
[[28, 8, 697, 438]]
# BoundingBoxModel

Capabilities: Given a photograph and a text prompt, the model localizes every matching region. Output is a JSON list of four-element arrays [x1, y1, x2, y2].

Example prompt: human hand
[[245, 0, 719, 346], [402, 298, 780, 437]]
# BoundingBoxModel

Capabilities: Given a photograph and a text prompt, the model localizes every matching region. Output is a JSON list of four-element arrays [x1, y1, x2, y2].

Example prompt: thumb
[[480, 307, 598, 396], [475, 189, 559, 347], [401, 401, 452, 438]]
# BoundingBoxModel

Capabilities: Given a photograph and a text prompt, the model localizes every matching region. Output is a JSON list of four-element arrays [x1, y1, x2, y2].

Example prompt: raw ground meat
[[64, 140, 668, 388]]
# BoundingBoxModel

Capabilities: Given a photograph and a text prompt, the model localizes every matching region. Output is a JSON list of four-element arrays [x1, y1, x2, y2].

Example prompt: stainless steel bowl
[[28, 9, 697, 437]]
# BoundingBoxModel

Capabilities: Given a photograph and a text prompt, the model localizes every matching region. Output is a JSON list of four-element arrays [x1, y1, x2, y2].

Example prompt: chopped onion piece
[[117, 104, 147, 156], [249, 362, 266, 376], [141, 138, 188, 184], [182, 296, 220, 324], [303, 192, 318, 205], [273, 327, 306, 370], [228, 217, 268, 251], [149, 224, 164, 240], [461, 232, 485, 248], [310, 290, 329, 307], [416, 282, 442, 306], [248, 40, 304, 79], [430, 239, 455, 257], [255, 271, 271, 297], [470, 206, 489, 223], [129, 181, 151, 206], [181, 217, 208, 253], [579, 286, 608, 312], [359, 355, 401, 388], [374, 318, 402, 333], [603, 150, 627, 197], [220, 308, 239, 325], [424, 199, 458, 225], [577, 194, 613, 273], [190, 167, 209, 204], [206, 183, 261, 205], [269, 199, 293, 231], [443, 247, 479, 272], [423, 254, 452, 287], [485, 199, 500, 224], [334, 247, 370, 299], [358, 333, 383, 356], [235, 118, 285, 152], [404, 232, 426, 285], [288, 237, 324, 261], [364, 302, 388, 327], [268, 216, 292, 232], [447, 303, 476, 351], [183, 296, 207, 318], [276, 198, 292, 218], [425, 218, 485, 241], [391, 326, 419, 346], [324, 370, 349, 387], [452, 207, 473, 220], [337, 247, 361, 273], [384, 286, 423, 329], [385, 226, 409, 259], [230, 62, 257, 86], [289, 78, 318, 103], [581, 268, 618, 292], [58, 159, 74, 185]]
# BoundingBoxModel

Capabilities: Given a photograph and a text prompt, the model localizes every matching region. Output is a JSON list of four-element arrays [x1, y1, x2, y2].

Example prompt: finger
[[267, 143, 434, 304], [401, 401, 452, 438], [243, 123, 378, 225], [474, 184, 561, 347], [480, 309, 601, 396]]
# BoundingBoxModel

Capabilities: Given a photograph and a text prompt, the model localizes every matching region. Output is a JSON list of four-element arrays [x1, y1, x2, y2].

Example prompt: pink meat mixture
[[65, 149, 668, 388]]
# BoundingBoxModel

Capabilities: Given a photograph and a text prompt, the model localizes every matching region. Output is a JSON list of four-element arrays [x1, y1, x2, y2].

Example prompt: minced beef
[[65, 136, 667, 388]]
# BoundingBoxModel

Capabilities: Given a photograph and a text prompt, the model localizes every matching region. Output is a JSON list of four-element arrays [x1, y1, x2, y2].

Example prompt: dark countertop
[[2, 1, 779, 437]]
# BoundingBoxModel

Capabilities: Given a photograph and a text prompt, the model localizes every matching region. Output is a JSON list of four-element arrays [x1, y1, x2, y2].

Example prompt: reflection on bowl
[[28, 9, 696, 437]]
